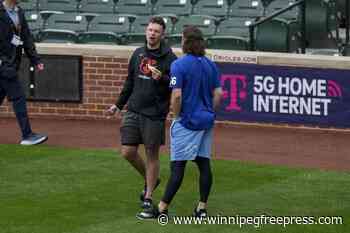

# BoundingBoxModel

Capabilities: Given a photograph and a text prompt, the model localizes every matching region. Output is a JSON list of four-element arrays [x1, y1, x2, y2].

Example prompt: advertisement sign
[[217, 63, 350, 128]]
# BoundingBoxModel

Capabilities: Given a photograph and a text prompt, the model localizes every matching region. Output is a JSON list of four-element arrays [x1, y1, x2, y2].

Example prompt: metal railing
[[249, 0, 306, 53]]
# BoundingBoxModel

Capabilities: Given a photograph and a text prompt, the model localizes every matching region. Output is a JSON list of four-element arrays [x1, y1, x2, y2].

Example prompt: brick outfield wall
[[0, 56, 129, 120]]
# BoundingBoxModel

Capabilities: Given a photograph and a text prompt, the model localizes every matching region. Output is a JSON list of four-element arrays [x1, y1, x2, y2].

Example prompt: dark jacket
[[116, 42, 177, 120], [0, 3, 40, 72]]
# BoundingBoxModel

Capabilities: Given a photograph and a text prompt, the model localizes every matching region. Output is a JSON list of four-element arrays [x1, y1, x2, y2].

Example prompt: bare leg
[[121, 145, 146, 179], [158, 201, 168, 213], [144, 145, 160, 200]]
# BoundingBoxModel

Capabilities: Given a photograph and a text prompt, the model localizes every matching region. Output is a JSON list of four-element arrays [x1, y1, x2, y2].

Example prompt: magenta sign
[[216, 63, 350, 128]]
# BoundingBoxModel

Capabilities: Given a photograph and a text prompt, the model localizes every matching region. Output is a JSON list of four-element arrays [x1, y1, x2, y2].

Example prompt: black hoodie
[[116, 42, 177, 120]]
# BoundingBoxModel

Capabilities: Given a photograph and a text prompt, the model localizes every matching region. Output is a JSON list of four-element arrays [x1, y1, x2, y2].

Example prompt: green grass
[[0, 144, 349, 233]]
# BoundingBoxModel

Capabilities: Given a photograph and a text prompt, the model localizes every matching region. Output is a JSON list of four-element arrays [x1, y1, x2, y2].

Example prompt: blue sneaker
[[20, 133, 48, 146]]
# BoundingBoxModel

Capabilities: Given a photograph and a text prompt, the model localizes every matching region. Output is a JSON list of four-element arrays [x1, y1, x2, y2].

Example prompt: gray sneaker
[[20, 133, 48, 146]]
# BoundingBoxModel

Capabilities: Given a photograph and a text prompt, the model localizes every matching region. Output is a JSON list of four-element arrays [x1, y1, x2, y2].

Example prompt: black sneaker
[[140, 178, 161, 203], [136, 199, 159, 220], [136, 201, 169, 220], [193, 208, 208, 218]]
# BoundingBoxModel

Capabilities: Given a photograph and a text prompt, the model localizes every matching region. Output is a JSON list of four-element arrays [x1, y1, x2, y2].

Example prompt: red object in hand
[[36, 63, 44, 71]]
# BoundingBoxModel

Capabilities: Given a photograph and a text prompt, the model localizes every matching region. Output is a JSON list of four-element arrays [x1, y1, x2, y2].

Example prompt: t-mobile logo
[[221, 74, 248, 112]]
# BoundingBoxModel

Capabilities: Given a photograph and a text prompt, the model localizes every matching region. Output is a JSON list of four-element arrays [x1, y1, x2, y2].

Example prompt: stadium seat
[[155, 14, 179, 34], [25, 11, 42, 40], [166, 15, 218, 47], [20, 0, 39, 12], [304, 0, 338, 49], [266, 0, 299, 20], [229, 0, 265, 18], [39, 0, 79, 12], [206, 17, 252, 50], [192, 0, 229, 18], [78, 14, 132, 45], [39, 10, 64, 30], [115, 0, 153, 15], [174, 15, 217, 35], [255, 18, 301, 53], [255, 18, 301, 52], [260, 0, 274, 8], [206, 35, 249, 50], [80, 0, 117, 14], [153, 0, 193, 16], [216, 17, 253, 38], [37, 12, 87, 43], [122, 15, 149, 45], [252, 0, 302, 53], [341, 43, 350, 56], [123, 14, 175, 45]]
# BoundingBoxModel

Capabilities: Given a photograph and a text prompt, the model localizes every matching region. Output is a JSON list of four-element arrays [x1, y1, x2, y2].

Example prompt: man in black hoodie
[[107, 17, 177, 215], [0, 0, 47, 145]]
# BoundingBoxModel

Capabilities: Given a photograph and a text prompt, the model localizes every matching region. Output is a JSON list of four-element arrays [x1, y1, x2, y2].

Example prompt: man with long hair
[[138, 26, 222, 219]]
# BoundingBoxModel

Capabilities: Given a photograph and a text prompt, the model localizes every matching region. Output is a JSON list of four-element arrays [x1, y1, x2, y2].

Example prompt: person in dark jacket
[[106, 16, 177, 216], [0, 0, 47, 145]]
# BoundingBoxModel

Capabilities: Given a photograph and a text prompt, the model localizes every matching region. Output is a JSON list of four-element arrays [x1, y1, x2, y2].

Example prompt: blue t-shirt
[[170, 54, 221, 130]]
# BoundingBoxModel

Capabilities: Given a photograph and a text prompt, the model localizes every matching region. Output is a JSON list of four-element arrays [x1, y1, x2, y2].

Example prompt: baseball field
[[0, 144, 348, 233]]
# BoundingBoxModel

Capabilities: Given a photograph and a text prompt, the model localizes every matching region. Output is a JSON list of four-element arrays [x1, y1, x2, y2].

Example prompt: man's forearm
[[115, 76, 133, 109], [171, 92, 181, 117], [172, 96, 181, 117], [213, 88, 223, 110]]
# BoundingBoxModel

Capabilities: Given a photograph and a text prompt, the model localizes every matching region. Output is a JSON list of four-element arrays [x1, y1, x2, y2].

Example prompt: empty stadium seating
[[192, 0, 229, 18], [122, 15, 151, 45], [37, 12, 87, 43], [266, 0, 299, 20], [255, 18, 300, 52], [80, 0, 117, 14], [115, 0, 153, 15], [39, 0, 79, 12], [78, 14, 133, 44], [166, 15, 218, 47], [228, 0, 265, 18], [25, 11, 42, 39], [304, 0, 338, 49], [19, 0, 347, 55], [341, 43, 350, 56], [207, 17, 252, 50], [153, 0, 193, 16], [20, 0, 39, 11], [122, 14, 176, 45]]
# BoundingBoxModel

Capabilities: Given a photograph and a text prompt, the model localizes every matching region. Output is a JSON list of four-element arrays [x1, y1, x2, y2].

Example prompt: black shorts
[[120, 111, 165, 146]]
